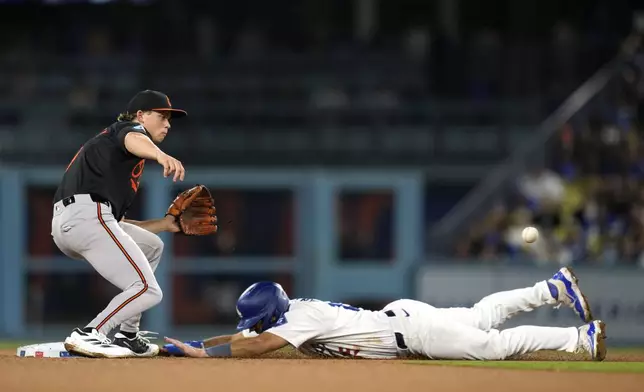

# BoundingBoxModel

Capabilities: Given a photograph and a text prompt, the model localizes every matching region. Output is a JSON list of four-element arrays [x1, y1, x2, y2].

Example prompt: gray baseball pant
[[51, 194, 164, 336]]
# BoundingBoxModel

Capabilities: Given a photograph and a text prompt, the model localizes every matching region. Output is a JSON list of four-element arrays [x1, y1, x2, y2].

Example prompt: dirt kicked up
[[1, 349, 643, 392]]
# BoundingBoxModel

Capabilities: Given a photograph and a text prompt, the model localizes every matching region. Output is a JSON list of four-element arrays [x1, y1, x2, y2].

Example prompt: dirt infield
[[1, 349, 642, 392]]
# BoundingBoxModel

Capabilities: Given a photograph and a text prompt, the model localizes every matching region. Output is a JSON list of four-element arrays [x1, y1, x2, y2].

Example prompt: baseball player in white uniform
[[163, 267, 607, 361]]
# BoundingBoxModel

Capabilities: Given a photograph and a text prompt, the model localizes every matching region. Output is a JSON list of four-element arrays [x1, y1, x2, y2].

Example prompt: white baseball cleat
[[576, 320, 607, 361], [113, 331, 159, 357], [547, 267, 593, 323], [64, 328, 134, 358]]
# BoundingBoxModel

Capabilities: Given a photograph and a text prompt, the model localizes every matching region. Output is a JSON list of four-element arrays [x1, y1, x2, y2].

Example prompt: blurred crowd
[[455, 40, 644, 266], [0, 1, 628, 139]]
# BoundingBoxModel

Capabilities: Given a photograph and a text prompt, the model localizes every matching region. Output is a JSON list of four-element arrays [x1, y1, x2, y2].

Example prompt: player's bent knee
[[125, 279, 162, 306], [142, 233, 164, 263], [471, 303, 495, 331], [149, 234, 164, 258], [147, 284, 163, 306]]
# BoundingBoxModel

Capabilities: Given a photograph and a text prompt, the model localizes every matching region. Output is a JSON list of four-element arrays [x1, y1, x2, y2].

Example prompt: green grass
[[407, 360, 644, 373], [0, 341, 36, 350]]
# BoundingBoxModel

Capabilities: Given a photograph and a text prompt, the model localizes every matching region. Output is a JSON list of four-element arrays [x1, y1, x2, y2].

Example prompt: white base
[[17, 342, 83, 358]]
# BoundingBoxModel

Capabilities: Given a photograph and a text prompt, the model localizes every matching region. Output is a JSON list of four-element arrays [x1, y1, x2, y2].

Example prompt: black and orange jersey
[[53, 121, 150, 221]]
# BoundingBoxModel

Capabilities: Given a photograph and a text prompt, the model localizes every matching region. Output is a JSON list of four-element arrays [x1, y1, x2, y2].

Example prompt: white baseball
[[522, 227, 539, 243]]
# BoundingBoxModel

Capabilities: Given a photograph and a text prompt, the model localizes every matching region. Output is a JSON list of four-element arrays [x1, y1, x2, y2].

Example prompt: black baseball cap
[[126, 90, 187, 118]]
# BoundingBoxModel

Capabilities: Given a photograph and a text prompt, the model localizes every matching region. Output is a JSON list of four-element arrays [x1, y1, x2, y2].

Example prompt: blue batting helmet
[[236, 281, 290, 333]]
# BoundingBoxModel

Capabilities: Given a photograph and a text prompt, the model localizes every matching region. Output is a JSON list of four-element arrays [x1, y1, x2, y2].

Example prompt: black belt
[[61, 194, 110, 208], [385, 310, 409, 350]]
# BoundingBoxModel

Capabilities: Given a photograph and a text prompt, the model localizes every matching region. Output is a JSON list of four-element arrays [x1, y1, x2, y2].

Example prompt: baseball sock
[[119, 330, 138, 339]]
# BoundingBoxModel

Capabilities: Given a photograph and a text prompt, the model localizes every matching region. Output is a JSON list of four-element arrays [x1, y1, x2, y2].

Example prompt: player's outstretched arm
[[124, 132, 164, 160], [203, 332, 248, 347], [164, 332, 288, 358], [124, 132, 185, 182], [161, 332, 249, 355], [123, 216, 180, 234]]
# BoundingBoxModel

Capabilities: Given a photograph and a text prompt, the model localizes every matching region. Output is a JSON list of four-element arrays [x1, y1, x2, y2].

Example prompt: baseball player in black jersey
[[52, 90, 188, 358]]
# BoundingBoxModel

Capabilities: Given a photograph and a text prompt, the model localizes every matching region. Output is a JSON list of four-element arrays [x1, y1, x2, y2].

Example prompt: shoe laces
[[132, 330, 158, 344], [91, 329, 112, 345]]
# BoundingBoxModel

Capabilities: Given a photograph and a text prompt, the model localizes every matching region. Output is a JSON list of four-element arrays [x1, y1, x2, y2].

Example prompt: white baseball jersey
[[257, 298, 400, 358]]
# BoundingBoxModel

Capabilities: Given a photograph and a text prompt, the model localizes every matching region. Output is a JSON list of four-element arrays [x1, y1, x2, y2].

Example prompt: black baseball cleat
[[113, 331, 160, 357]]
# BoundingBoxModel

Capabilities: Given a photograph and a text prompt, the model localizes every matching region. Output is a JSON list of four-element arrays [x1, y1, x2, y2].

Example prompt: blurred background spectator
[[456, 38, 644, 266]]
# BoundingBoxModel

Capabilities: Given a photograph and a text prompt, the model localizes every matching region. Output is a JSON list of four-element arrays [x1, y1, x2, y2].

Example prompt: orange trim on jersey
[[65, 130, 107, 172], [65, 147, 83, 172], [94, 202, 148, 331]]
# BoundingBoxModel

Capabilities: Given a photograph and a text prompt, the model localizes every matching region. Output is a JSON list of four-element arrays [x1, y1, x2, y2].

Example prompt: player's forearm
[[124, 132, 162, 160], [203, 339, 270, 358], [164, 332, 283, 358], [231, 340, 269, 357], [202, 335, 234, 347], [123, 216, 174, 234], [205, 333, 286, 358], [203, 332, 246, 347]]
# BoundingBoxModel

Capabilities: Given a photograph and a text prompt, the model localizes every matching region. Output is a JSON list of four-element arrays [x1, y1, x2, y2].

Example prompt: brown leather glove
[[166, 184, 218, 235]]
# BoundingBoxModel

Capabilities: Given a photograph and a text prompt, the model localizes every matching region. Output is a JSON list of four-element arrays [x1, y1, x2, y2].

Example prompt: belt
[[60, 194, 110, 208], [384, 309, 409, 350]]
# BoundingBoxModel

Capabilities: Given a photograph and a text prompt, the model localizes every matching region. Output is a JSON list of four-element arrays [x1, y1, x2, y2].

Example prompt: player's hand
[[164, 337, 208, 358], [156, 151, 185, 182], [162, 340, 204, 356]]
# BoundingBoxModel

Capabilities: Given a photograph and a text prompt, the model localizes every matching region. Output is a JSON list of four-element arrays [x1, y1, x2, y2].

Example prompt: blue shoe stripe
[[547, 282, 559, 299], [587, 322, 596, 355], [573, 296, 585, 318], [553, 270, 587, 321]]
